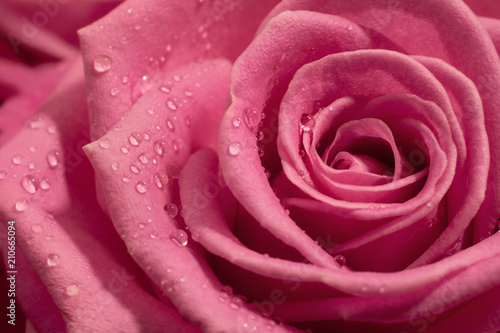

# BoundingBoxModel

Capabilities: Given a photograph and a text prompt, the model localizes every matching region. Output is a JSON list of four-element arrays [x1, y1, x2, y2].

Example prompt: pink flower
[[1, 0, 499, 332]]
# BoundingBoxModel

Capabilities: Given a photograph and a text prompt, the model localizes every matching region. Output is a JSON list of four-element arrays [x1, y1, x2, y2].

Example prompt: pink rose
[[1, 0, 500, 332]]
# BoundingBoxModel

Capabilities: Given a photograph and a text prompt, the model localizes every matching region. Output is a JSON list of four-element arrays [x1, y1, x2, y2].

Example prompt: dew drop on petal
[[170, 229, 188, 247], [121, 145, 130, 154], [29, 117, 44, 129], [28, 162, 35, 170], [21, 175, 39, 194], [138, 223, 145, 229], [184, 88, 193, 97], [130, 164, 140, 174], [47, 125, 56, 134], [0, 170, 6, 180], [12, 155, 23, 165], [26, 237, 35, 245], [111, 161, 119, 171], [243, 108, 260, 129], [298, 149, 306, 157], [164, 203, 178, 218], [300, 114, 315, 132], [122, 176, 131, 183], [47, 253, 60, 267], [46, 150, 60, 168], [150, 231, 158, 239], [228, 142, 241, 156], [154, 172, 169, 189], [66, 284, 79, 296], [32, 223, 43, 233], [160, 86, 171, 94], [184, 115, 192, 127], [138, 153, 149, 164], [93, 55, 111, 73], [99, 139, 110, 149], [334, 255, 346, 267], [40, 178, 50, 190], [256, 131, 264, 141], [172, 138, 182, 153], [166, 118, 175, 131], [136, 181, 147, 193], [232, 117, 242, 128], [154, 140, 168, 156], [166, 99, 177, 111], [129, 132, 143, 146], [110, 87, 119, 96], [14, 199, 29, 212]]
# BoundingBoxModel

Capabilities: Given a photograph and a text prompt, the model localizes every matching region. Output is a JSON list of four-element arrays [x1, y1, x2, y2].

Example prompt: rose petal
[[0, 58, 195, 332], [79, 0, 280, 141]]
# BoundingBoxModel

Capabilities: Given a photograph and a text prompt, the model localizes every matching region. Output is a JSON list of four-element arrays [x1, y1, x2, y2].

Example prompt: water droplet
[[66, 284, 79, 296], [29, 117, 44, 129], [29, 145, 37, 152], [32, 223, 43, 233], [166, 99, 177, 111], [12, 155, 23, 165], [110, 87, 119, 96], [160, 86, 171, 94], [170, 229, 188, 246], [147, 108, 155, 115], [298, 150, 306, 157], [122, 74, 129, 84], [14, 200, 29, 212], [166, 118, 175, 131], [28, 162, 35, 170], [164, 203, 178, 218], [45, 233, 54, 240], [154, 140, 168, 156], [93, 55, 111, 73], [185, 115, 192, 127], [149, 231, 158, 239], [264, 169, 271, 179], [172, 138, 182, 153], [334, 255, 346, 267], [258, 148, 265, 157], [228, 142, 241, 156], [130, 163, 140, 174], [229, 296, 244, 310], [110, 161, 119, 171], [0, 170, 6, 180], [121, 145, 130, 154], [122, 176, 131, 183], [21, 175, 39, 194], [138, 153, 149, 164], [136, 181, 147, 194], [27, 237, 35, 245], [154, 172, 169, 189], [256, 131, 264, 141], [47, 253, 60, 267], [138, 223, 145, 229], [173, 75, 181, 82], [47, 125, 56, 134], [46, 150, 60, 168], [243, 108, 260, 130], [129, 132, 143, 146], [300, 114, 315, 132], [40, 178, 50, 190], [99, 139, 110, 149]]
